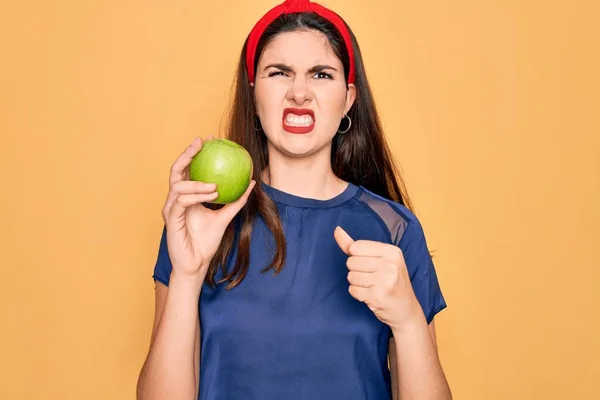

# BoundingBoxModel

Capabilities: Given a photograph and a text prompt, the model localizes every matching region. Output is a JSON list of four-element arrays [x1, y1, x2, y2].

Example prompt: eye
[[268, 69, 287, 77], [314, 72, 334, 80]]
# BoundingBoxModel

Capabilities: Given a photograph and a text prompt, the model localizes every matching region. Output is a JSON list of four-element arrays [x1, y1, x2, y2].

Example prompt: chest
[[199, 211, 390, 344]]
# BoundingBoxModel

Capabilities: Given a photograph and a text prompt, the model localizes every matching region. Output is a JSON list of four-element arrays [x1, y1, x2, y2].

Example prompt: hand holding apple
[[162, 137, 255, 282]]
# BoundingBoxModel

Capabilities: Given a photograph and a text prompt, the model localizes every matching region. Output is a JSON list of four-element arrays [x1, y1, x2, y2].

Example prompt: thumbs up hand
[[334, 226, 424, 331]]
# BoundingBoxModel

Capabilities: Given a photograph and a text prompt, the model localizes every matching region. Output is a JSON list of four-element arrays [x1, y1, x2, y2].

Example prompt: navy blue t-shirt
[[153, 182, 446, 400]]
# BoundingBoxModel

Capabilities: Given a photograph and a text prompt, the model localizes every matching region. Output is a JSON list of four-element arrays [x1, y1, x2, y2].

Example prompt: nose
[[287, 75, 313, 105]]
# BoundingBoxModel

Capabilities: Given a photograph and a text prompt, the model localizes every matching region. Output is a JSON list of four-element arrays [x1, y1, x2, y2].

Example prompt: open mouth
[[282, 108, 315, 134]]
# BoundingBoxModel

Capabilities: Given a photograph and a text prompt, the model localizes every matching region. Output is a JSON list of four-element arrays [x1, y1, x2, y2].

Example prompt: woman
[[137, 0, 451, 399]]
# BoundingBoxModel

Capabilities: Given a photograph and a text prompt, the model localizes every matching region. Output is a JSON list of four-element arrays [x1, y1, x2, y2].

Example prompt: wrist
[[389, 300, 428, 336], [169, 269, 206, 292]]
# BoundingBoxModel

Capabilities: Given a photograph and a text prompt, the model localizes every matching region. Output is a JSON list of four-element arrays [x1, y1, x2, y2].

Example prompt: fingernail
[[192, 137, 200, 146]]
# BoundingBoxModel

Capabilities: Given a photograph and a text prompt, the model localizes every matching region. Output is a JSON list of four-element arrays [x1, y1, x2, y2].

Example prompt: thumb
[[216, 180, 256, 222], [334, 226, 354, 255]]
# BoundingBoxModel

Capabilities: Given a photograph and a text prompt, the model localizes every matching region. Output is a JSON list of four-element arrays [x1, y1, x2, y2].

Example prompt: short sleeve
[[152, 225, 173, 286], [398, 217, 447, 324]]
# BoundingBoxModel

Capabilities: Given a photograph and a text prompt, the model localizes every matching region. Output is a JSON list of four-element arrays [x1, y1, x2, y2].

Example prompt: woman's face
[[252, 29, 356, 158]]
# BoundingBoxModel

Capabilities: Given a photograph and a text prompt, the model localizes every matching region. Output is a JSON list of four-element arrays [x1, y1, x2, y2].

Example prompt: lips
[[282, 108, 315, 134]]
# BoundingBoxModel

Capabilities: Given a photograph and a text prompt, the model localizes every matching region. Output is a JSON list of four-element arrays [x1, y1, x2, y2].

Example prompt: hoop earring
[[253, 116, 262, 131], [337, 114, 352, 134]]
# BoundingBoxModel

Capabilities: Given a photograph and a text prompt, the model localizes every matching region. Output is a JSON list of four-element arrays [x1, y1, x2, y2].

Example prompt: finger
[[162, 191, 174, 223], [169, 192, 218, 220], [346, 256, 380, 272], [347, 240, 403, 261], [217, 180, 256, 222], [334, 226, 354, 255], [177, 192, 219, 207], [348, 285, 370, 303], [162, 181, 217, 221], [347, 271, 376, 288], [169, 137, 204, 186], [171, 181, 218, 195]]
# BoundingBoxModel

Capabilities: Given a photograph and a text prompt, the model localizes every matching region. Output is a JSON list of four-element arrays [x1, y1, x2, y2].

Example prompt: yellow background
[[1, 0, 598, 399]]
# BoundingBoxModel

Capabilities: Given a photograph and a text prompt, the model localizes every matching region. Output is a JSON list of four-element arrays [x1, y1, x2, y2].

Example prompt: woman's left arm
[[334, 226, 452, 400], [389, 318, 451, 399]]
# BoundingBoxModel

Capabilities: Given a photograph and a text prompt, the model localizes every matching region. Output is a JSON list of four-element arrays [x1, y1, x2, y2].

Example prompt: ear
[[250, 82, 256, 107], [344, 83, 357, 115]]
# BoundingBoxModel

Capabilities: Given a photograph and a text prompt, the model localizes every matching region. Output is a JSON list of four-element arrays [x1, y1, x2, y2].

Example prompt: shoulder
[[351, 185, 424, 246]]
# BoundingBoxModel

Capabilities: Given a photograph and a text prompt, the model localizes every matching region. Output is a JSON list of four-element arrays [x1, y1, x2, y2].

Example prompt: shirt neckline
[[260, 181, 359, 208]]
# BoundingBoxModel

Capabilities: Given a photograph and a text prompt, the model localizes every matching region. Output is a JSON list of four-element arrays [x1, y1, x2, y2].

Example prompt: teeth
[[285, 114, 314, 127]]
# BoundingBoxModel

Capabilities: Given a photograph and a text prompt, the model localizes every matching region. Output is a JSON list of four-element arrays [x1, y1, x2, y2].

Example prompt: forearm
[[391, 313, 452, 399], [137, 273, 203, 400]]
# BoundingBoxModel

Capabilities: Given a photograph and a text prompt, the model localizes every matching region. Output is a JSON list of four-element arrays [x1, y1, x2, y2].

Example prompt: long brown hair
[[207, 12, 413, 289]]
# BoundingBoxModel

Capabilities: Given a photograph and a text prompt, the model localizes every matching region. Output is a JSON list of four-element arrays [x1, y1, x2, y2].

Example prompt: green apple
[[188, 138, 253, 204]]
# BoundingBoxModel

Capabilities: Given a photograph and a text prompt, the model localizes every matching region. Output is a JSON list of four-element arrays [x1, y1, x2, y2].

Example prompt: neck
[[261, 144, 347, 200]]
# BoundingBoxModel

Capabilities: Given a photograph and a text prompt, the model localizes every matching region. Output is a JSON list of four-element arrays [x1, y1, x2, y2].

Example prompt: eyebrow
[[263, 63, 339, 73]]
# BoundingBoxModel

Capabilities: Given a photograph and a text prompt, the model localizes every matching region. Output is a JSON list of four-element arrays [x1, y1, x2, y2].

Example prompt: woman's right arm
[[136, 137, 255, 400], [137, 277, 202, 400]]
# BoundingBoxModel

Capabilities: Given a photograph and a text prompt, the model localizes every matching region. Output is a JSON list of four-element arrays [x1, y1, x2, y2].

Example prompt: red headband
[[245, 0, 356, 84]]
